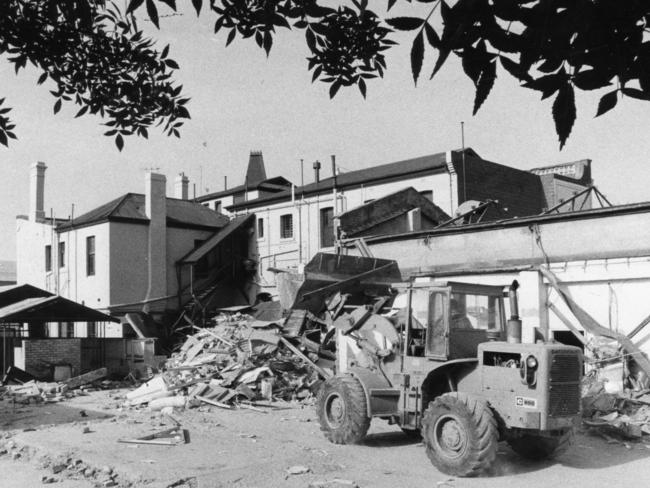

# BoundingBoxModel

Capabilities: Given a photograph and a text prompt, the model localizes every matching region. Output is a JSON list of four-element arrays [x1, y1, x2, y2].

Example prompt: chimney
[[143, 172, 167, 312], [313, 160, 321, 183], [174, 172, 189, 200], [30, 161, 47, 222]]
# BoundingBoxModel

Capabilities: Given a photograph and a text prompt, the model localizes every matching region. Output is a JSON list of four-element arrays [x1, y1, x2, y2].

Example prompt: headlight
[[526, 355, 538, 369]]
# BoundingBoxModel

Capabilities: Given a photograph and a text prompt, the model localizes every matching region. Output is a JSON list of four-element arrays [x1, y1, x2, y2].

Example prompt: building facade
[[16, 164, 254, 338], [197, 149, 593, 293]]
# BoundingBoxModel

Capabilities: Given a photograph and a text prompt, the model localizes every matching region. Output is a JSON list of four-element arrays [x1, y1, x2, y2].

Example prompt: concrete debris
[[122, 311, 332, 412], [582, 371, 650, 440]]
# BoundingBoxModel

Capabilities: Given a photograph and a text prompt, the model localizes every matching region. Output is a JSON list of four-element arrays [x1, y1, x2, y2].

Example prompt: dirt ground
[[2, 388, 650, 488]]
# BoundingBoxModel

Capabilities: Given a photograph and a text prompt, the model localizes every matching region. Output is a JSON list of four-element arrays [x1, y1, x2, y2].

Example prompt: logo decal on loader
[[515, 396, 537, 408]]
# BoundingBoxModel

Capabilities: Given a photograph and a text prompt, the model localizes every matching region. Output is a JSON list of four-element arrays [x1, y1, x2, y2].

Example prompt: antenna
[[461, 121, 466, 204]]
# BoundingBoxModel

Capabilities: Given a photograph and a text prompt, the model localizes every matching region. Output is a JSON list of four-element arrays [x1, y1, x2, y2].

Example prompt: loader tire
[[421, 392, 498, 477], [317, 374, 370, 444], [507, 429, 573, 460]]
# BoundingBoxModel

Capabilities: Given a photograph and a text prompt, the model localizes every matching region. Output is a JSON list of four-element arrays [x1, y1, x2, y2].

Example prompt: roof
[[228, 151, 453, 211], [197, 176, 293, 202], [57, 193, 228, 231], [180, 214, 255, 264], [339, 187, 451, 237], [0, 284, 116, 323]]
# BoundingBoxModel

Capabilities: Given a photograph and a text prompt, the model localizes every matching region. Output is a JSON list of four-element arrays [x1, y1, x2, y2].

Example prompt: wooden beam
[[540, 266, 650, 378], [628, 313, 650, 340], [280, 337, 331, 379]]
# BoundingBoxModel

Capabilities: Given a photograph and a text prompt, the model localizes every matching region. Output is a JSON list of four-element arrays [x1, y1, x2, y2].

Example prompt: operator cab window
[[450, 292, 501, 330]]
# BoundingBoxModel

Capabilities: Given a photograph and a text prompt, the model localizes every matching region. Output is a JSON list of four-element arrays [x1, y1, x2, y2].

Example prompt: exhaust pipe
[[507, 280, 522, 343]]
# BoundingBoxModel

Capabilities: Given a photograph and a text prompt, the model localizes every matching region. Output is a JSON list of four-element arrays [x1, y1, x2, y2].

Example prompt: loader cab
[[393, 282, 506, 362]]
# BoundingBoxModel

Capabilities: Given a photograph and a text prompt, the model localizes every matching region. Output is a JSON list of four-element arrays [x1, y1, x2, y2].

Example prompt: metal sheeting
[[0, 285, 116, 323]]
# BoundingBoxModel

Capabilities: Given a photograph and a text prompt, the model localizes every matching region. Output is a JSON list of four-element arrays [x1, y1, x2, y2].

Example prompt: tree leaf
[[0, 131, 7, 147], [126, 0, 145, 14], [115, 134, 124, 151], [75, 106, 89, 118], [226, 28, 236, 46], [596, 90, 617, 117], [573, 69, 612, 91], [53, 99, 62, 114], [165, 59, 179, 69], [191, 0, 202, 16], [146, 0, 159, 29], [553, 83, 576, 150], [385, 17, 425, 31], [424, 23, 440, 48], [473, 60, 496, 115], [387, 0, 398, 11], [622, 87, 650, 101], [410, 31, 424, 85], [430, 47, 450, 79], [37, 72, 48, 85], [329, 80, 342, 99], [358, 77, 367, 99], [499, 56, 532, 82]]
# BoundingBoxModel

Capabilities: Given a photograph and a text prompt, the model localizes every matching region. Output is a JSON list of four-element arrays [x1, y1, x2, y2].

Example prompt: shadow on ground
[[0, 400, 112, 431]]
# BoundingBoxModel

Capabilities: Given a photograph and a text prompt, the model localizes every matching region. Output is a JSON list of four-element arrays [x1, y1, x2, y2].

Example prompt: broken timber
[[63, 368, 107, 390], [118, 427, 188, 446], [540, 266, 650, 378], [279, 337, 331, 379]]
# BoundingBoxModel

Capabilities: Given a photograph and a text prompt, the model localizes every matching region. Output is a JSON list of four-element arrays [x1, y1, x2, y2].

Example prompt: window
[[214, 201, 222, 213], [86, 236, 95, 276], [202, 203, 209, 208], [59, 322, 74, 338], [320, 207, 334, 248], [45, 245, 52, 272], [58, 242, 65, 268], [280, 214, 293, 239], [420, 190, 433, 202], [87, 322, 97, 338], [257, 218, 264, 239]]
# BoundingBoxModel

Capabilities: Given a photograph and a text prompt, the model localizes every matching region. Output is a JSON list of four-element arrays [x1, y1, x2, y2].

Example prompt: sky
[[2, 3, 650, 262]]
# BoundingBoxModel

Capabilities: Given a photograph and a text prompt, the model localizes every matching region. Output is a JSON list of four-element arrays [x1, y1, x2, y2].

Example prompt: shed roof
[[181, 214, 255, 264], [0, 285, 116, 323]]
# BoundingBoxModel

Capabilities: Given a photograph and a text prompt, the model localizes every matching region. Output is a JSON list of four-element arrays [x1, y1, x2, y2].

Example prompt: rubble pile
[[124, 312, 329, 411], [0, 368, 116, 405], [582, 345, 650, 441]]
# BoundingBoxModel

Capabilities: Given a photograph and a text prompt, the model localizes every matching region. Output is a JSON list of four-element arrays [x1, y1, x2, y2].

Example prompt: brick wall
[[23, 339, 82, 379]]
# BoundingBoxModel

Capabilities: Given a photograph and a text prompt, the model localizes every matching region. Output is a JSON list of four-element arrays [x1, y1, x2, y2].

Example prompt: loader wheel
[[421, 392, 498, 477], [507, 429, 573, 460], [317, 375, 370, 444]]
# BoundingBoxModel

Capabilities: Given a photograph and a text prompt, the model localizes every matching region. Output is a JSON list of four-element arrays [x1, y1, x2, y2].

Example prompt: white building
[[16, 164, 254, 338], [197, 149, 592, 293]]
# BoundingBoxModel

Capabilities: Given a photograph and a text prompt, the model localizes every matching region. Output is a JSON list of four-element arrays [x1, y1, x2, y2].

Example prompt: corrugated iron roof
[[228, 152, 453, 210], [57, 193, 228, 231], [0, 285, 116, 322]]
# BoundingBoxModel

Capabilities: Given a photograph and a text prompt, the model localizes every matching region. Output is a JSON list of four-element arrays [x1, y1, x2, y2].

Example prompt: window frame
[[58, 241, 65, 268], [257, 217, 265, 239], [280, 213, 294, 239], [45, 245, 52, 272], [86, 236, 95, 276]]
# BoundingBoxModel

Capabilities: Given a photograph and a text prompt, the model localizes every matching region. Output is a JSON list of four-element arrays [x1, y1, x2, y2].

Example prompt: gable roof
[[228, 151, 454, 211], [57, 193, 228, 231], [0, 284, 116, 323], [180, 214, 255, 264]]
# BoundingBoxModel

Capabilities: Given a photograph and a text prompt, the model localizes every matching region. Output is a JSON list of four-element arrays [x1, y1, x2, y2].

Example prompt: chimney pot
[[313, 160, 321, 183], [174, 172, 189, 200]]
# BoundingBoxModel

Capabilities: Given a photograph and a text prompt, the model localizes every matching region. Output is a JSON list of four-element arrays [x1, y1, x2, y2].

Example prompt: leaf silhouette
[[553, 83, 576, 149], [411, 31, 424, 85]]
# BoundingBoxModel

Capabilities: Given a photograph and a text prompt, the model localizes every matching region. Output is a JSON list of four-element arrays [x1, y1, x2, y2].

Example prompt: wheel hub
[[326, 394, 346, 428], [434, 416, 468, 457]]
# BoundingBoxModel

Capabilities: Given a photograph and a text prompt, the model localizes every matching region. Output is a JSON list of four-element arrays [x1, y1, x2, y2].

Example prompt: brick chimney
[[143, 172, 167, 312], [30, 162, 47, 222], [174, 172, 189, 200]]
